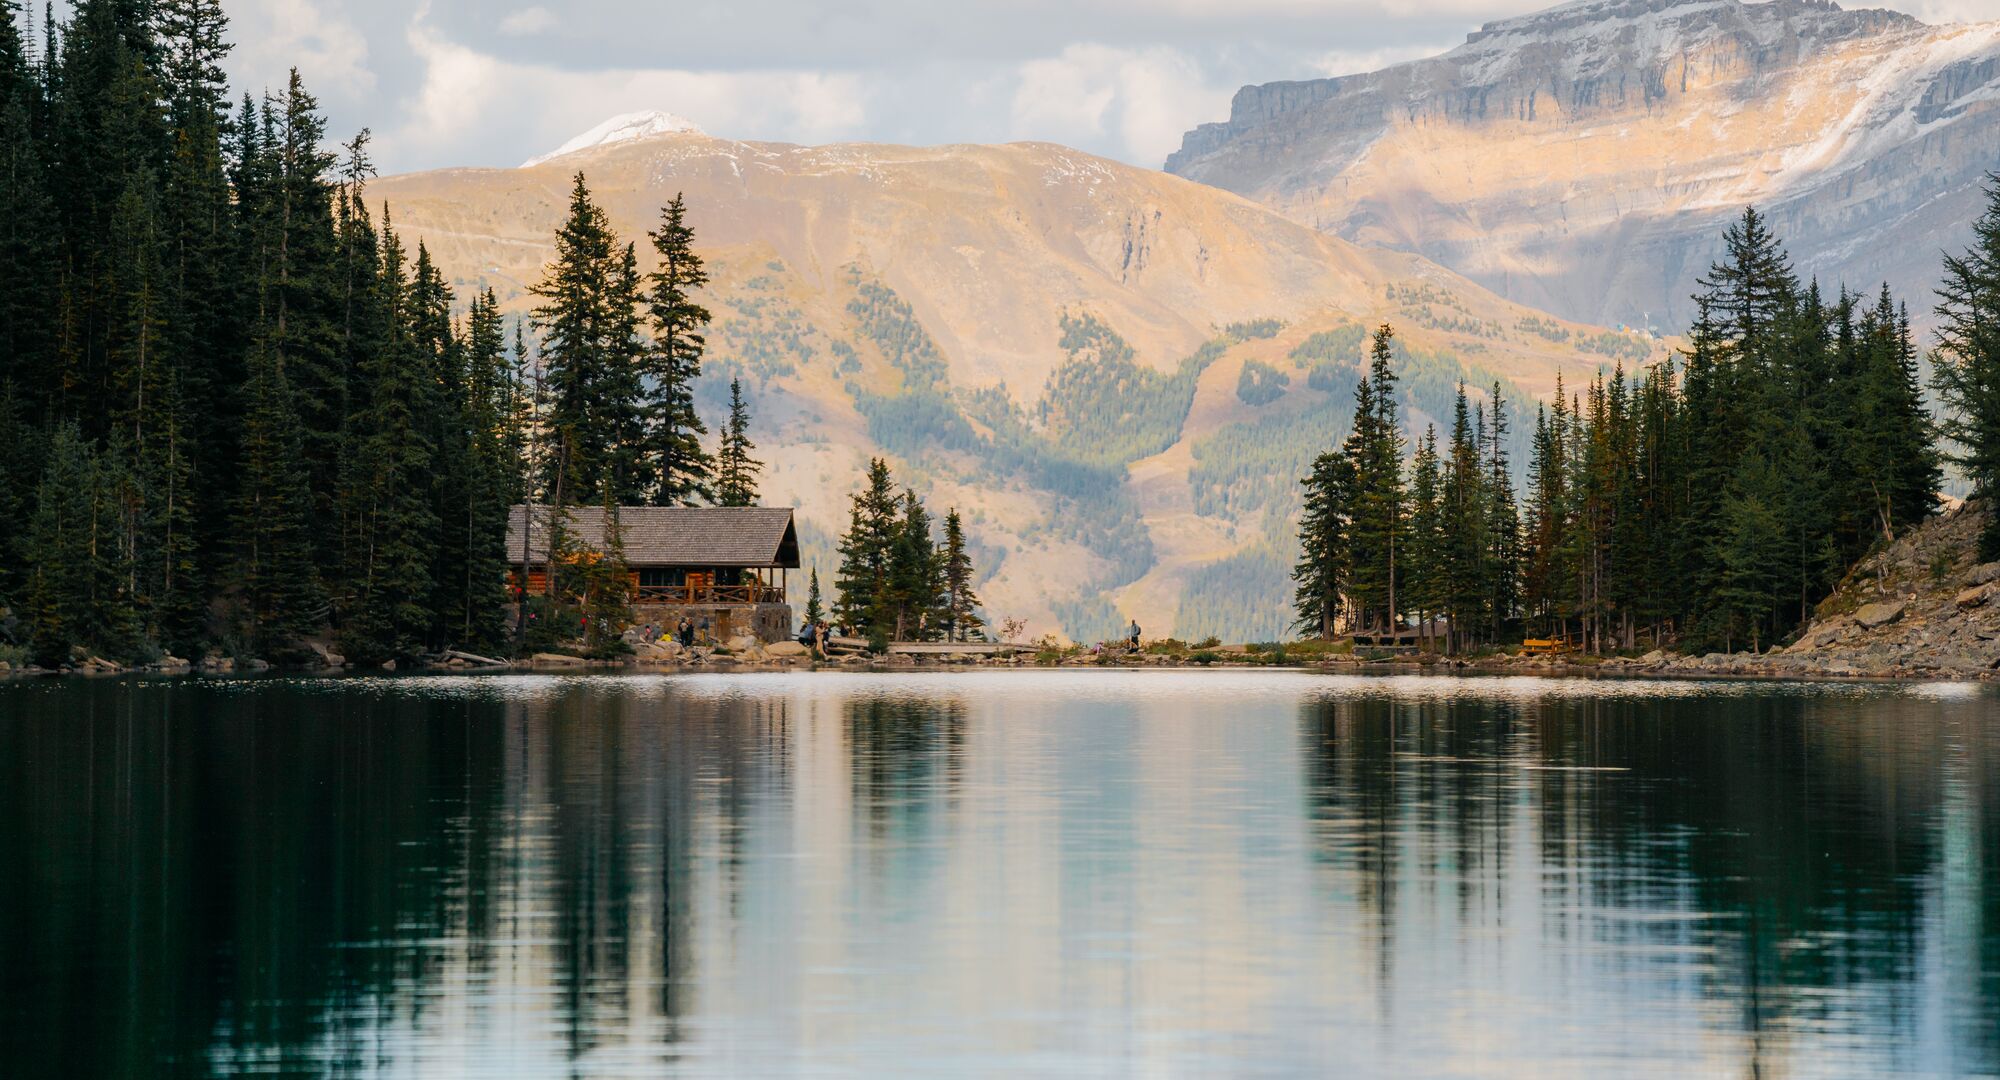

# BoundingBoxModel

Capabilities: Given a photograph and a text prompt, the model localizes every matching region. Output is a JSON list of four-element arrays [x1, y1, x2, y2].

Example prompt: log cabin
[[506, 505, 801, 643]]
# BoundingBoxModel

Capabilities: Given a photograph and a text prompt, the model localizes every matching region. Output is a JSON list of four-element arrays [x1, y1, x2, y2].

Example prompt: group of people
[[634, 618, 704, 649], [796, 620, 833, 659]]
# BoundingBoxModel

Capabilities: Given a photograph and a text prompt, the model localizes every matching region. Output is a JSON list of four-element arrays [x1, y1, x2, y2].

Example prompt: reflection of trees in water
[[1297, 697, 1524, 1008], [1296, 691, 2000, 1072], [0, 679, 790, 1076], [844, 695, 967, 843]]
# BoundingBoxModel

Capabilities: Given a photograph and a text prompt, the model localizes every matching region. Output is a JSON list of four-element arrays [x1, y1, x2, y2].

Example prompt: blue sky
[[50, 0, 1993, 174]]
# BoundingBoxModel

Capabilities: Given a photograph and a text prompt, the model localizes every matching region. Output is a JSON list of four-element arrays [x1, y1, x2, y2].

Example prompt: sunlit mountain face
[[1168, 0, 2000, 333]]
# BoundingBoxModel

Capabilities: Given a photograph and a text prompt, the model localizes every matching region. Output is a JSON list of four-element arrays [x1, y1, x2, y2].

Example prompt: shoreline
[[5, 653, 1991, 685]]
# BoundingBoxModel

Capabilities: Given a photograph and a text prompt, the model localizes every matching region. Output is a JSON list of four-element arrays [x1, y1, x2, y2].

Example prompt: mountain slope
[[1167, 0, 2000, 330], [372, 131, 1659, 640]]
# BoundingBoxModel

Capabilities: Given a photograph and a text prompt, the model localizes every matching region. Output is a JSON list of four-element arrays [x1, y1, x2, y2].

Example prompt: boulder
[[765, 641, 810, 658], [725, 634, 759, 654], [1956, 583, 1998, 610], [306, 641, 347, 668], [1967, 562, 2000, 587], [380, 659, 397, 672], [1853, 600, 1908, 630]]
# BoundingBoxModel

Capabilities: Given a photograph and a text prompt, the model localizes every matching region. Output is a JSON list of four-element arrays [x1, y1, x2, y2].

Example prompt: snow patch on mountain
[[523, 110, 706, 168]]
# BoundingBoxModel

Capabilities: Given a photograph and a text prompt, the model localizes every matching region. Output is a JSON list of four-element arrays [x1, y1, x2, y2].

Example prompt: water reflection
[[0, 673, 1993, 1076]]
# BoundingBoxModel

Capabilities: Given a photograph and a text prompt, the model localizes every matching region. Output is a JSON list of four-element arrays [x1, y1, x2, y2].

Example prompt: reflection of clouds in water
[[258, 670, 1992, 707]]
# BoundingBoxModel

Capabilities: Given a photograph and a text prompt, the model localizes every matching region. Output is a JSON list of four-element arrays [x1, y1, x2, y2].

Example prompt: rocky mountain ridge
[[1167, 0, 2000, 331]]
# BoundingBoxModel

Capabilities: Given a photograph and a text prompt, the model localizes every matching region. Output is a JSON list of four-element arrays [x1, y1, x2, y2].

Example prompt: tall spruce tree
[[834, 458, 900, 635], [1935, 179, 2000, 560], [341, 213, 441, 663], [232, 336, 322, 654], [642, 192, 714, 505], [1347, 325, 1405, 632], [940, 508, 983, 642], [713, 377, 762, 506], [531, 172, 646, 505]]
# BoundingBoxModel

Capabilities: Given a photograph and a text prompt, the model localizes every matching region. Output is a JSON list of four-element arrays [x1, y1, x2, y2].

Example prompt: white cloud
[[1010, 45, 1234, 164], [378, 7, 869, 170], [498, 6, 559, 36], [228, 0, 375, 100]]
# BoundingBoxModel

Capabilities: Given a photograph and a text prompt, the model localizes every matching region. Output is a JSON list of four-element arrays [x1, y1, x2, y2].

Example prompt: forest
[[1295, 203, 2000, 655], [0, 0, 799, 667]]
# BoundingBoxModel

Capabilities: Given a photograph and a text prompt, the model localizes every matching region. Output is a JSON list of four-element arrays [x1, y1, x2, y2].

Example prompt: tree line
[[1298, 200, 2000, 655], [0, 0, 783, 667], [832, 458, 984, 646]]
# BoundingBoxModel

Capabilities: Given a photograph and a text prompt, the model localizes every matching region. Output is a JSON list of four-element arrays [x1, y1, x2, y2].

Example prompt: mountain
[[372, 129, 1662, 642], [521, 110, 706, 167], [1165, 0, 2000, 331]]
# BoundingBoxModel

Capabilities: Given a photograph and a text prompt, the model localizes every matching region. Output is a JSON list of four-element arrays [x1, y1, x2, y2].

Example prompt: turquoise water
[[1, 671, 1996, 1077]]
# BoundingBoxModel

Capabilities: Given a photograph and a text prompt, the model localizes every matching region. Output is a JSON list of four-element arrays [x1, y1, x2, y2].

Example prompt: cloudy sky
[[147, 0, 2000, 174]]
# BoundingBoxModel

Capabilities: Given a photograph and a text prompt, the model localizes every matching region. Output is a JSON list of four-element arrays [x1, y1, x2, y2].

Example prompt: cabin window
[[638, 568, 686, 589]]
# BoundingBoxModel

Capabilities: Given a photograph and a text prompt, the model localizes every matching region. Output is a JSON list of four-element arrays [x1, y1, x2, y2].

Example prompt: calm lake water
[[1, 671, 1997, 1078]]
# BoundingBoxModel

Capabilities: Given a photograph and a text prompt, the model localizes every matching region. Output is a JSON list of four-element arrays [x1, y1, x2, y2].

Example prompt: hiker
[[797, 621, 817, 648], [677, 617, 695, 649], [813, 621, 829, 660], [1127, 620, 1142, 651]]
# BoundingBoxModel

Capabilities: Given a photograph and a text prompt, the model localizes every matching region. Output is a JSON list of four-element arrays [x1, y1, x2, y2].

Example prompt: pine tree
[[1934, 178, 2000, 560], [1347, 325, 1405, 632], [450, 287, 517, 650], [642, 192, 714, 504], [341, 213, 441, 663], [232, 337, 322, 654], [834, 458, 900, 636], [530, 172, 646, 505], [887, 490, 943, 641], [1440, 384, 1487, 652], [1482, 382, 1521, 639], [1293, 448, 1356, 638], [22, 423, 140, 664], [804, 566, 825, 626], [940, 508, 984, 642], [713, 377, 762, 506], [1405, 425, 1444, 649]]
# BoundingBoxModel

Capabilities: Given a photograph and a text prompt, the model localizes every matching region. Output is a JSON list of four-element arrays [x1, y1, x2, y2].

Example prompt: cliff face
[[1167, 0, 2000, 330]]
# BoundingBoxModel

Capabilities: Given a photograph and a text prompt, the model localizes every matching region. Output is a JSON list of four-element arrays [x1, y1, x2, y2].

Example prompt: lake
[[1, 671, 1995, 1077]]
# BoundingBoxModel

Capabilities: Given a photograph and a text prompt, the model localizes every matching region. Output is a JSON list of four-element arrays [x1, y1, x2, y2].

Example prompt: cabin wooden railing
[[631, 583, 786, 604]]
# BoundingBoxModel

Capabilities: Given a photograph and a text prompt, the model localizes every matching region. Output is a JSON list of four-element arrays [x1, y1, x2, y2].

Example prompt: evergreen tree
[[940, 508, 984, 642], [232, 337, 322, 653], [1440, 385, 1487, 651], [834, 458, 900, 635], [1405, 425, 1444, 649], [23, 423, 140, 664], [641, 192, 713, 504], [1482, 382, 1521, 638], [1293, 448, 1356, 638], [1347, 325, 1405, 632], [530, 172, 646, 504], [1934, 178, 2000, 560], [340, 214, 441, 663], [713, 377, 762, 506], [887, 489, 943, 641], [804, 566, 825, 626]]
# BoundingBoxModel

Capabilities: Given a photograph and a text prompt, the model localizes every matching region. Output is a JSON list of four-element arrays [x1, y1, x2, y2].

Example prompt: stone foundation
[[629, 602, 794, 644]]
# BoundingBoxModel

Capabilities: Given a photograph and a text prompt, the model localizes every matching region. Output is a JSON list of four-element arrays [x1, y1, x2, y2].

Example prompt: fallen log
[[443, 649, 511, 667]]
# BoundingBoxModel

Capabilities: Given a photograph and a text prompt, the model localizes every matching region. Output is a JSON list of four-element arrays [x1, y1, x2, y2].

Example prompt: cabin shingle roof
[[506, 505, 800, 568]]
